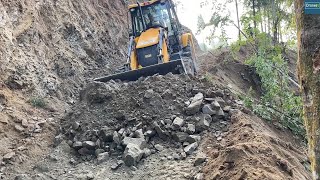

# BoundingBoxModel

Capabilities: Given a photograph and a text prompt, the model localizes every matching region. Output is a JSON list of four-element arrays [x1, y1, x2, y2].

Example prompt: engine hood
[[136, 28, 160, 49]]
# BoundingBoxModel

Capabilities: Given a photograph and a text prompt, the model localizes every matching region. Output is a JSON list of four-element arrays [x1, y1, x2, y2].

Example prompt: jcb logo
[[145, 54, 152, 58]]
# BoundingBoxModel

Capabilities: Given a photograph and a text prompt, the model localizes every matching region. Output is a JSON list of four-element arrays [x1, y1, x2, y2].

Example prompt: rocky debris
[[3, 152, 15, 161], [97, 152, 109, 164], [155, 144, 164, 151], [83, 141, 96, 149], [186, 93, 204, 115], [111, 160, 124, 170], [172, 117, 185, 130], [123, 144, 144, 167], [194, 173, 204, 180], [186, 124, 196, 134], [14, 125, 25, 132], [194, 152, 207, 166], [186, 135, 201, 143], [62, 74, 236, 167], [173, 132, 189, 142], [184, 142, 198, 155], [122, 137, 146, 149], [196, 114, 212, 132], [0, 114, 9, 124], [153, 122, 168, 140], [202, 104, 215, 115], [72, 141, 83, 149]]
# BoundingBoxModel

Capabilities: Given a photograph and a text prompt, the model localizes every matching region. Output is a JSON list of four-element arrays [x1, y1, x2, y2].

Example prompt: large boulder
[[123, 143, 144, 167], [185, 93, 204, 115]]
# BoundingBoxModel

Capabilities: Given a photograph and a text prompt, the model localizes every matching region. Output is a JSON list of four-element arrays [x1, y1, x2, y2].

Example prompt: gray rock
[[194, 152, 207, 166], [143, 148, 152, 158], [194, 173, 204, 180], [144, 89, 154, 99], [0, 115, 8, 124], [72, 122, 80, 130], [153, 122, 167, 140], [3, 152, 15, 160], [172, 117, 185, 130], [111, 160, 123, 170], [95, 149, 105, 156], [172, 132, 189, 142], [217, 108, 225, 118], [181, 151, 187, 159], [14, 125, 25, 132], [173, 153, 181, 160], [196, 114, 211, 132], [118, 128, 125, 135], [215, 97, 226, 107], [83, 141, 96, 149], [211, 100, 221, 110], [123, 143, 144, 167], [144, 130, 156, 138], [185, 93, 203, 115], [202, 104, 216, 115], [186, 124, 196, 134], [184, 142, 198, 155], [183, 142, 190, 147], [100, 127, 114, 142], [155, 144, 164, 151], [72, 141, 83, 149], [113, 131, 121, 145], [78, 147, 92, 155], [122, 137, 146, 149], [134, 129, 144, 138], [21, 119, 29, 128], [214, 89, 224, 97], [223, 106, 231, 112], [164, 119, 172, 125], [186, 135, 201, 143], [97, 152, 109, 163]]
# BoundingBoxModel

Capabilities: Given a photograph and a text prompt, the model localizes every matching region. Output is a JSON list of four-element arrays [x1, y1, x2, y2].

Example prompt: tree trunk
[[296, 0, 320, 179], [253, 0, 257, 32], [235, 0, 241, 40], [259, 5, 263, 32], [272, 0, 277, 43]]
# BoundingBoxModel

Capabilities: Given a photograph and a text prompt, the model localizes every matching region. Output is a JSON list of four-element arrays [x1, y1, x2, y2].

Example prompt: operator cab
[[129, 0, 182, 54]]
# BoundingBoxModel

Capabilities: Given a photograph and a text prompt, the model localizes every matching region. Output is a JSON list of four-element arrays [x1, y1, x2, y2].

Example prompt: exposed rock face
[[0, 0, 127, 100]]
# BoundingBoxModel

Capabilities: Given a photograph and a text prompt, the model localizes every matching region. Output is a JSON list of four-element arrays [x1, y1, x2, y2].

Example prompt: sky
[[176, 0, 245, 46]]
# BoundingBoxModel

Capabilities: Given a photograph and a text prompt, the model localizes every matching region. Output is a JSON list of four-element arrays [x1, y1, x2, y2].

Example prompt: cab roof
[[128, 0, 164, 9]]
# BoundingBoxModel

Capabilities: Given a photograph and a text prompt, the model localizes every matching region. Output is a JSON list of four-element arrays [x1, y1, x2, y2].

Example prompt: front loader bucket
[[94, 60, 185, 82]]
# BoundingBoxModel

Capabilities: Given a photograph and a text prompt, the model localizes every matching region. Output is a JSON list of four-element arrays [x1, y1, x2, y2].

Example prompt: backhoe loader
[[95, 0, 198, 82]]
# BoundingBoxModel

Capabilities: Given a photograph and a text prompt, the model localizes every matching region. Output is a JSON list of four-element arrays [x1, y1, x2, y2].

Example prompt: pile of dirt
[[60, 73, 237, 167], [202, 111, 310, 179]]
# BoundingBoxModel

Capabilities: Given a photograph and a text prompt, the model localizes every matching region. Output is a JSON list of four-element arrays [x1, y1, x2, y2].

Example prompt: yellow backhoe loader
[[95, 0, 198, 82]]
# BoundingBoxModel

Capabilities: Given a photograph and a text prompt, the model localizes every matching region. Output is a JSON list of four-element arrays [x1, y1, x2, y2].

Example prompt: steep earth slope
[[0, 0, 127, 102]]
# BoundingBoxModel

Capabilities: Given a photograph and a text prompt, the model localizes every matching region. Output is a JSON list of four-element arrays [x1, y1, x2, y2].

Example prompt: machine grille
[[137, 45, 159, 67]]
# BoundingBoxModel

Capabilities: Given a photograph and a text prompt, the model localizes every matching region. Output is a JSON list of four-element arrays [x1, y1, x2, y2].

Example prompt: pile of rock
[[62, 76, 234, 167]]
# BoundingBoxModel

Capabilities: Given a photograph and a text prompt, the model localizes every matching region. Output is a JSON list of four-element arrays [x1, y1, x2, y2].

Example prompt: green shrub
[[28, 97, 47, 108]]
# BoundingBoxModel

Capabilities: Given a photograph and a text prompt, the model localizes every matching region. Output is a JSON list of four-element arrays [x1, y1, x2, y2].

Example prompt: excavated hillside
[[0, 1, 312, 180]]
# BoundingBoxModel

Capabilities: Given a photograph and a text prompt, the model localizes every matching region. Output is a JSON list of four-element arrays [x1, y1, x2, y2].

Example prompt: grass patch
[[28, 97, 47, 108]]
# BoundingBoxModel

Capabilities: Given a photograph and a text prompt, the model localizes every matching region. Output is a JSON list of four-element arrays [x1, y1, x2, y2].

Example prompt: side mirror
[[129, 29, 134, 37]]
